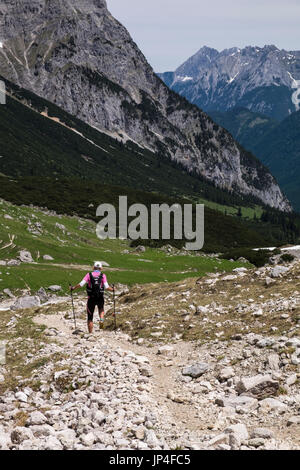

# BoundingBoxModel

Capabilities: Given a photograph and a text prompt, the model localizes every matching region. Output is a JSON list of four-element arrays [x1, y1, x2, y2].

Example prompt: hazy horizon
[[107, 0, 300, 71]]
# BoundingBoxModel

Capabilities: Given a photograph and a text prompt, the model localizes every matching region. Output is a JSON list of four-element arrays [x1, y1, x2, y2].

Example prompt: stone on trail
[[225, 423, 249, 447], [182, 362, 210, 378], [157, 345, 176, 357], [11, 296, 41, 311], [26, 411, 47, 426], [218, 366, 235, 382], [0, 428, 11, 450], [15, 391, 28, 403], [236, 374, 279, 399], [215, 395, 258, 410], [56, 429, 76, 449], [287, 416, 300, 427], [11, 427, 33, 444], [250, 428, 274, 439], [36, 287, 48, 303], [259, 398, 288, 413], [270, 266, 289, 278], [267, 353, 280, 371]]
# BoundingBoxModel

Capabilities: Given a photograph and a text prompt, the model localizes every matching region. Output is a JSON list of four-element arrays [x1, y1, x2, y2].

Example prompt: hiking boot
[[100, 322, 104, 330]]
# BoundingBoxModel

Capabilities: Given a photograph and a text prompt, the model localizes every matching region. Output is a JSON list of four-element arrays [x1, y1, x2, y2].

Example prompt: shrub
[[221, 248, 271, 267], [280, 253, 295, 263]]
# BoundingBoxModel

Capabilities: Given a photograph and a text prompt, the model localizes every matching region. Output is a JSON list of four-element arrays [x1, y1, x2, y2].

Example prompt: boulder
[[7, 259, 21, 266], [18, 250, 33, 263], [182, 363, 210, 378], [250, 428, 274, 439], [11, 296, 41, 311], [267, 353, 280, 371], [11, 427, 33, 444], [43, 255, 54, 261], [225, 423, 249, 447], [236, 374, 279, 399], [47, 285, 62, 292], [259, 398, 288, 413], [218, 366, 235, 382], [3, 288, 14, 298], [157, 346, 176, 357], [36, 287, 48, 303], [15, 391, 28, 403], [26, 411, 47, 426], [135, 246, 146, 253], [270, 266, 289, 278]]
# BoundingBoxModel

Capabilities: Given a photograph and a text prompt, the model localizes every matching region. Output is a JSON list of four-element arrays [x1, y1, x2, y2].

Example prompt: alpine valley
[[0, 0, 291, 212]]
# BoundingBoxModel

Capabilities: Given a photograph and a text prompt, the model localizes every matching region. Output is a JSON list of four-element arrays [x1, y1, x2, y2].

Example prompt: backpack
[[86, 272, 104, 299]]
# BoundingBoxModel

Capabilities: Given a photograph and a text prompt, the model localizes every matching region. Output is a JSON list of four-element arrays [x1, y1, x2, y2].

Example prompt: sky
[[107, 0, 300, 72]]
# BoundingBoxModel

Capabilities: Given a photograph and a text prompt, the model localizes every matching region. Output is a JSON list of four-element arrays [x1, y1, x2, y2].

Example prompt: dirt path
[[33, 310, 203, 437]]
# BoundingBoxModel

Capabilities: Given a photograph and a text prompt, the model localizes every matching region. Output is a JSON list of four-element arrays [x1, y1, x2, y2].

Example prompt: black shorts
[[87, 295, 104, 322]]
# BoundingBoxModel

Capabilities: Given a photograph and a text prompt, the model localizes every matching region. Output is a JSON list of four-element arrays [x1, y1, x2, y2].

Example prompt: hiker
[[70, 261, 114, 333]]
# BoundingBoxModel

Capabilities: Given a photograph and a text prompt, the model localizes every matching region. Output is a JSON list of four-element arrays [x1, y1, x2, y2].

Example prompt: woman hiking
[[70, 261, 114, 333]]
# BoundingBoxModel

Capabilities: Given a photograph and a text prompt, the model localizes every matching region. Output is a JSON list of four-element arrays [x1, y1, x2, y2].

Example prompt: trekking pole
[[113, 284, 117, 331], [69, 283, 77, 330]]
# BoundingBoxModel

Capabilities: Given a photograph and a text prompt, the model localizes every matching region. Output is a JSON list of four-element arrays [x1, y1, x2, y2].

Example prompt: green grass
[[0, 199, 251, 293]]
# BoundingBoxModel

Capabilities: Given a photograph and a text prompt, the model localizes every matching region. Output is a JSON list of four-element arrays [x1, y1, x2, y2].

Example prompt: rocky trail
[[0, 259, 299, 450]]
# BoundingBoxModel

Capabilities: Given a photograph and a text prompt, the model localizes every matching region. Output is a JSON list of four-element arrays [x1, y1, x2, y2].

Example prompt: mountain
[[0, 0, 290, 212], [158, 45, 300, 121], [250, 111, 300, 212], [207, 107, 300, 212], [208, 108, 278, 160]]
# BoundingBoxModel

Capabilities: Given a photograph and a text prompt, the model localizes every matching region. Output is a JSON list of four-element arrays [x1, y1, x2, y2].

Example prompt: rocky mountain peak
[[0, 3, 291, 211], [158, 44, 300, 120]]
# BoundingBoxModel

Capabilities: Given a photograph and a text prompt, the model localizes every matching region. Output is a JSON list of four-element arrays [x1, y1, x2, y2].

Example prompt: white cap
[[94, 261, 102, 268]]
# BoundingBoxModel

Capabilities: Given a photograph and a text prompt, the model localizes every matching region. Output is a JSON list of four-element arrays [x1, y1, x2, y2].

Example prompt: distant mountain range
[[209, 107, 300, 211], [0, 1, 290, 211], [158, 45, 300, 121]]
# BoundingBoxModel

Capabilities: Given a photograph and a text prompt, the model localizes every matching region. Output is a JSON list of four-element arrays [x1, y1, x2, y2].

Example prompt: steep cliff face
[[158, 45, 300, 121], [0, 1, 291, 211]]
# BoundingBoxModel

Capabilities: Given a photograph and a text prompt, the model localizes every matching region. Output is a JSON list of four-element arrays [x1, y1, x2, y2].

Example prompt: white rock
[[250, 428, 274, 439], [11, 296, 41, 311], [18, 250, 33, 263], [48, 285, 62, 292], [218, 367, 235, 382], [144, 430, 160, 448], [42, 436, 63, 450], [259, 398, 288, 413], [236, 374, 279, 398], [267, 353, 280, 371], [11, 427, 33, 444], [225, 423, 249, 444], [56, 429, 76, 449], [80, 432, 96, 446], [43, 255, 54, 261], [157, 345, 176, 357], [15, 392, 28, 403], [27, 411, 47, 426]]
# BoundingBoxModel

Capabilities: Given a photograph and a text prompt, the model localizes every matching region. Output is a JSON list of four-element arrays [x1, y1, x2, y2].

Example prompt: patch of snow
[[0, 42, 3, 49], [254, 245, 300, 251], [227, 72, 239, 84], [287, 72, 300, 111], [178, 76, 193, 82]]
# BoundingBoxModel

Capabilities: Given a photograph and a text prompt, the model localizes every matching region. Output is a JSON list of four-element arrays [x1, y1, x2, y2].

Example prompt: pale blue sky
[[107, 0, 300, 71]]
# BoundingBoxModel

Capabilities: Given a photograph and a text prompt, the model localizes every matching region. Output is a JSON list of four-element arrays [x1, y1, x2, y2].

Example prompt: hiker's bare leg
[[88, 319, 93, 333], [87, 301, 94, 333], [99, 307, 105, 329]]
